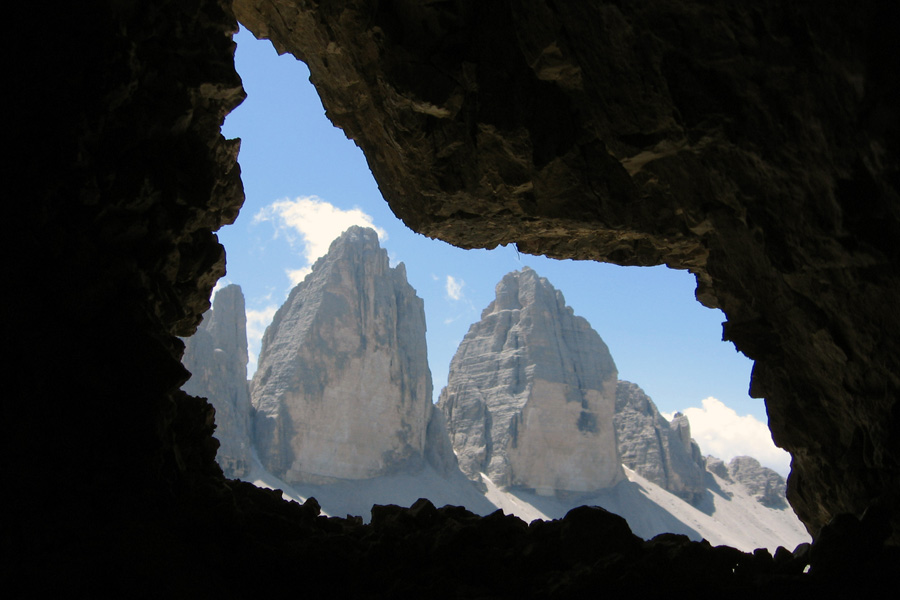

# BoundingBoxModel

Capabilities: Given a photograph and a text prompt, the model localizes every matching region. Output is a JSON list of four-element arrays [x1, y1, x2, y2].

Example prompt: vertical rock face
[[615, 381, 706, 504], [251, 226, 436, 483], [182, 284, 254, 479], [439, 268, 624, 495]]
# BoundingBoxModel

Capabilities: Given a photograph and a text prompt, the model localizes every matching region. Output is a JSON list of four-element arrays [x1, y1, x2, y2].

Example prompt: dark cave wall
[[233, 0, 899, 541], [7, 2, 898, 594], [9, 0, 245, 523]]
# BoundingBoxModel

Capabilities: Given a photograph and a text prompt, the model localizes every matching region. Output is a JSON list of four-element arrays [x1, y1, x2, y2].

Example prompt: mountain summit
[[181, 284, 254, 479], [250, 226, 449, 484], [439, 267, 625, 496]]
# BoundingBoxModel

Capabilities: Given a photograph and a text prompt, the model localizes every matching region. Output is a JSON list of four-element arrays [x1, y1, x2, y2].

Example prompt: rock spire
[[439, 267, 625, 496], [614, 381, 706, 504], [250, 226, 443, 484], [181, 284, 254, 479]]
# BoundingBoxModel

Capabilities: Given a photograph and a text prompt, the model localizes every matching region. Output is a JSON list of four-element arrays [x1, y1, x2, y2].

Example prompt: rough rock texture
[[182, 284, 254, 478], [234, 0, 900, 543], [615, 381, 707, 504], [10, 0, 252, 594], [11, 0, 244, 555], [251, 226, 438, 483], [440, 268, 624, 495], [12, 0, 900, 595], [706, 456, 733, 482], [727, 455, 789, 510]]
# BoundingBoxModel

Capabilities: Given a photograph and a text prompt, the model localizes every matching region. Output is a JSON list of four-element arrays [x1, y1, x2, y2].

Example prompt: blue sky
[[215, 28, 790, 475]]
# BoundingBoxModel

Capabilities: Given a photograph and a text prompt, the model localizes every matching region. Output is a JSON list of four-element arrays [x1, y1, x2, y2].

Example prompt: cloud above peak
[[255, 196, 387, 269], [669, 397, 792, 477]]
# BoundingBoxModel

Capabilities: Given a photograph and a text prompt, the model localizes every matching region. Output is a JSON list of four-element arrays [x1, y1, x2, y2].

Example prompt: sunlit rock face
[[182, 284, 254, 479], [250, 226, 436, 483], [615, 381, 706, 505], [440, 268, 624, 495], [234, 0, 900, 542]]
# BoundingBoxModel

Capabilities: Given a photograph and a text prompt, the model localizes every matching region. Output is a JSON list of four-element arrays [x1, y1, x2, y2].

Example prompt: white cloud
[[446, 275, 464, 301], [246, 305, 278, 375], [254, 195, 387, 268], [673, 397, 792, 477], [246, 196, 386, 374], [286, 267, 312, 287]]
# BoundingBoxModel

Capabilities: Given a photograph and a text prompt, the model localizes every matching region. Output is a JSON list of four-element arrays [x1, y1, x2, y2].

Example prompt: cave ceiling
[[233, 0, 899, 542]]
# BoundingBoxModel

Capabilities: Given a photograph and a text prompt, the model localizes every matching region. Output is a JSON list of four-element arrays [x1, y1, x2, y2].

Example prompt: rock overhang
[[232, 0, 900, 545], [10, 0, 899, 594]]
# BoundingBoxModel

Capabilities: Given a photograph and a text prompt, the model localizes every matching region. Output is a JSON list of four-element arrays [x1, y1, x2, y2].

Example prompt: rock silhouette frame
[[8, 0, 898, 595]]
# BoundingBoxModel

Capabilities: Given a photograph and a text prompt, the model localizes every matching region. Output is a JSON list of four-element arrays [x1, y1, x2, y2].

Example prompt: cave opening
[[15, 1, 898, 594], [183, 26, 804, 548]]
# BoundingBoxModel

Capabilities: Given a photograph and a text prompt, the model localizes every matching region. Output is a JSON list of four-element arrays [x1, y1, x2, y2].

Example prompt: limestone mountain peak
[[181, 284, 253, 479], [440, 267, 624, 495], [250, 226, 443, 484], [322, 224, 382, 256], [486, 266, 569, 315]]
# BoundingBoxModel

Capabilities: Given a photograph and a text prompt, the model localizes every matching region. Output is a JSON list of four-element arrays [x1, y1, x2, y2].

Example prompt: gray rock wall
[[250, 226, 437, 484], [440, 268, 624, 495], [182, 284, 254, 479], [726, 455, 788, 509], [614, 381, 706, 504]]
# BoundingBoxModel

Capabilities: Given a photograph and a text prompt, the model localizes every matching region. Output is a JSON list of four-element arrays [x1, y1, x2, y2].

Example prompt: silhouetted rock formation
[[251, 226, 445, 483], [615, 381, 707, 504], [440, 268, 624, 495], [182, 284, 254, 478], [13, 0, 899, 595]]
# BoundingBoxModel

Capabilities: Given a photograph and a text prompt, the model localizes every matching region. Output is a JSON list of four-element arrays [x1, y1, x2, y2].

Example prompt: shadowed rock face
[[615, 381, 707, 505], [182, 284, 254, 478], [11, 0, 245, 520], [440, 268, 624, 495], [234, 0, 900, 542]]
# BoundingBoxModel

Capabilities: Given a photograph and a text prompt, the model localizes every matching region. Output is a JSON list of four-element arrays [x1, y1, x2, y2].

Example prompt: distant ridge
[[615, 380, 707, 504]]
